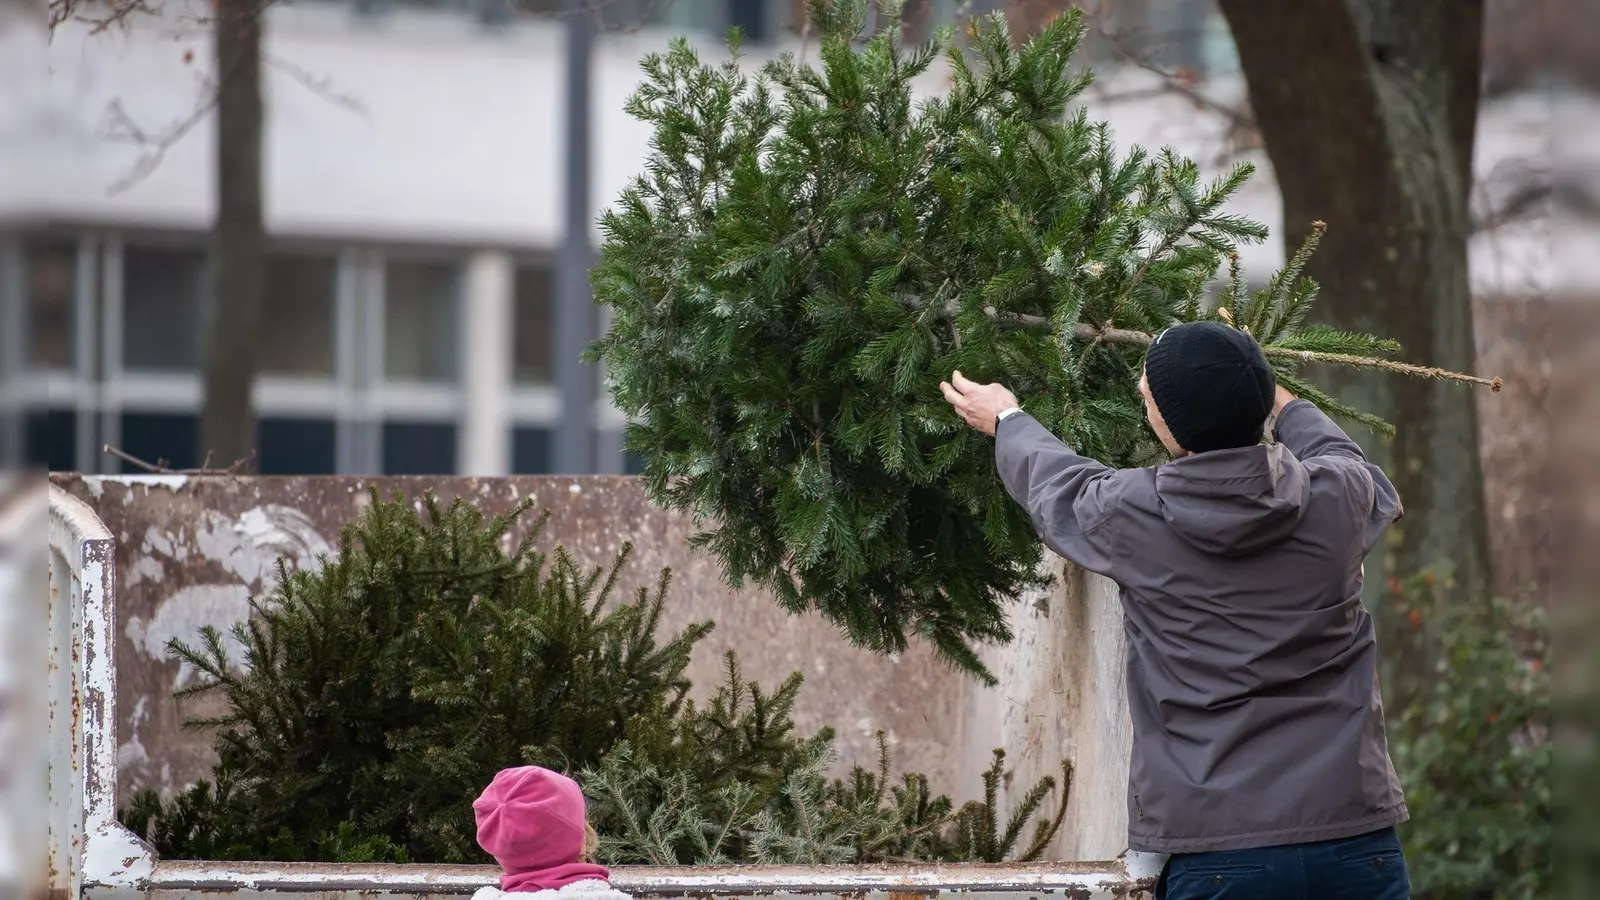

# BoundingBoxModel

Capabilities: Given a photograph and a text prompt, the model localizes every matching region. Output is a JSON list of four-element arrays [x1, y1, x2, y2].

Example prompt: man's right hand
[[1273, 384, 1297, 416]]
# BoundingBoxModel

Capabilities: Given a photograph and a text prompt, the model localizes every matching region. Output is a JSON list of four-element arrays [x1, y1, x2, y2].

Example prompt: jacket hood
[[1154, 443, 1309, 557]]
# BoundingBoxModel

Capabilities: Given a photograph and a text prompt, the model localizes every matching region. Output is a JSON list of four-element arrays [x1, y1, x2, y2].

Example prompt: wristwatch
[[995, 406, 1022, 433]]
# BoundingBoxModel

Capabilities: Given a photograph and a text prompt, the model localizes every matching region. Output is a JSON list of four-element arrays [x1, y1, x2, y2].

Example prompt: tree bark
[[199, 0, 266, 472], [1003, 0, 1074, 44], [1216, 0, 1491, 610]]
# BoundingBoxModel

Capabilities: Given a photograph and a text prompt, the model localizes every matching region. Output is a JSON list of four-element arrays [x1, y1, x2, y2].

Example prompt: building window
[[118, 411, 199, 472], [382, 420, 457, 474], [384, 258, 460, 383], [514, 263, 554, 384], [510, 426, 552, 474], [262, 254, 338, 376], [123, 244, 205, 372], [25, 409, 76, 472], [24, 239, 77, 372], [258, 417, 338, 474]]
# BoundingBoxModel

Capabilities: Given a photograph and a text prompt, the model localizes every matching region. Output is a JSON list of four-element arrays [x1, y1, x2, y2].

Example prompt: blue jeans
[[1155, 827, 1411, 900]]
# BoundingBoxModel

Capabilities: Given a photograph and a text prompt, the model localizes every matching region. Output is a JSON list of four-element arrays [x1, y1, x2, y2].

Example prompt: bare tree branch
[[265, 54, 369, 117], [98, 91, 219, 194], [1067, 0, 1259, 164], [103, 444, 257, 475], [48, 0, 157, 37], [1473, 167, 1600, 232]]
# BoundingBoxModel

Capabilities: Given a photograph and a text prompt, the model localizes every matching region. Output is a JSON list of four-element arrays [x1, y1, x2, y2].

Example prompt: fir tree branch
[[945, 304, 1502, 391], [1016, 760, 1072, 863], [1268, 349, 1503, 391], [592, 1, 1503, 686]]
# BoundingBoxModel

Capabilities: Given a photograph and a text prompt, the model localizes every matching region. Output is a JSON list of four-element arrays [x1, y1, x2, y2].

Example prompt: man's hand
[[940, 371, 1019, 437], [1273, 384, 1297, 416]]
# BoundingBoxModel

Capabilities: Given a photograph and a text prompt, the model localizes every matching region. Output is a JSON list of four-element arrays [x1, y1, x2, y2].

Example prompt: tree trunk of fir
[[199, 0, 266, 472], [1216, 0, 1491, 616]]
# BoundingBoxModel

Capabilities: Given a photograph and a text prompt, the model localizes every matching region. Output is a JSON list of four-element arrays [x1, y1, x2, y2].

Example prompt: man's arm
[[1273, 389, 1403, 553], [940, 371, 1123, 574], [993, 412, 1122, 576]]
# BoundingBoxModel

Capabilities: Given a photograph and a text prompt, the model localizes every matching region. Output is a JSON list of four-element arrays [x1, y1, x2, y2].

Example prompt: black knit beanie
[[1143, 321, 1276, 453]]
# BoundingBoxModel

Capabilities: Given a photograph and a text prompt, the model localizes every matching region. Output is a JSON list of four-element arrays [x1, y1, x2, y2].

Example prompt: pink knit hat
[[473, 766, 609, 893]]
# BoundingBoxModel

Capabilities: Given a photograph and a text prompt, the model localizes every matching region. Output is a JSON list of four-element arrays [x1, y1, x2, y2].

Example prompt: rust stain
[[1109, 879, 1158, 899]]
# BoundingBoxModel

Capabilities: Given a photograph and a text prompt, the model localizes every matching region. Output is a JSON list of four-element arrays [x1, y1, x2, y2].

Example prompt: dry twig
[[103, 444, 257, 475], [99, 93, 219, 195], [48, 0, 156, 36], [266, 55, 370, 117]]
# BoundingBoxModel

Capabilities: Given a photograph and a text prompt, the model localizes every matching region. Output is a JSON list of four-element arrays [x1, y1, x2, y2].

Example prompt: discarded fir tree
[[124, 490, 1069, 865], [587, 0, 1498, 683]]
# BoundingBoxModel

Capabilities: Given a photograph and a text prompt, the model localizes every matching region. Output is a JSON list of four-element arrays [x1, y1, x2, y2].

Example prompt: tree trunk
[[1217, 0, 1491, 612], [199, 0, 266, 472], [1003, 0, 1073, 44]]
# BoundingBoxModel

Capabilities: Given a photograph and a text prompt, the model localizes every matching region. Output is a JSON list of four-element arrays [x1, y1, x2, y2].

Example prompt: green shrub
[[124, 489, 1067, 865], [583, 656, 1069, 864], [1389, 573, 1552, 899], [125, 490, 709, 862]]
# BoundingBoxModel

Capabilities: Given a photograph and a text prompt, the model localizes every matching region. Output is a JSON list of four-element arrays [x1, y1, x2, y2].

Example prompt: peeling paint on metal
[[1118, 854, 1163, 884], [118, 475, 192, 490], [143, 527, 177, 560], [194, 506, 330, 586], [138, 861, 1137, 898], [81, 820, 155, 886], [126, 555, 165, 587], [125, 584, 253, 686], [51, 486, 161, 897], [117, 734, 149, 770]]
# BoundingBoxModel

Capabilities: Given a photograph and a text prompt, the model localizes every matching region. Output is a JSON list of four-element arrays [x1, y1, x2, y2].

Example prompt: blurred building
[[2, 0, 1569, 475]]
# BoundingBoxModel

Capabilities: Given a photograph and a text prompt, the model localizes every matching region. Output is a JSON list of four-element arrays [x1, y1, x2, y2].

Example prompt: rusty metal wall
[[49, 485, 158, 899], [50, 474, 1145, 871], [49, 475, 992, 812]]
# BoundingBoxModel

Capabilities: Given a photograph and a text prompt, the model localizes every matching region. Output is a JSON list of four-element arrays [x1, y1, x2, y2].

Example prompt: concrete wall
[[50, 473, 1135, 861], [973, 562, 1131, 863]]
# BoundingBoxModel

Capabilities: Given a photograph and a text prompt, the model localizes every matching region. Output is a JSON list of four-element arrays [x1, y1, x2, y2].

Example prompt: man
[[940, 321, 1411, 900]]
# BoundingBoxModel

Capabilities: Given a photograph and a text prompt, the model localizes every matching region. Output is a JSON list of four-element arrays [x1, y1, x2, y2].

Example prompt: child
[[471, 766, 633, 900]]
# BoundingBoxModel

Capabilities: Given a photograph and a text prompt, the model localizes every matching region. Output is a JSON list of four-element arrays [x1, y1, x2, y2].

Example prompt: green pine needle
[[589, 2, 1465, 682]]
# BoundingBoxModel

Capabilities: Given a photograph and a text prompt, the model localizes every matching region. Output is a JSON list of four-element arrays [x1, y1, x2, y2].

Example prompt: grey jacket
[[994, 399, 1409, 854]]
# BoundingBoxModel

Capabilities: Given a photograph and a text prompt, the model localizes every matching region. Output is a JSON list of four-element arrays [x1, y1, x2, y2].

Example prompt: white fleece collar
[[472, 880, 634, 900]]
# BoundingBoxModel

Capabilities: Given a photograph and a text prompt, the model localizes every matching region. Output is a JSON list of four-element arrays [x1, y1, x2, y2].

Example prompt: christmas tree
[[125, 490, 1069, 865], [588, 0, 1497, 682], [124, 491, 713, 862]]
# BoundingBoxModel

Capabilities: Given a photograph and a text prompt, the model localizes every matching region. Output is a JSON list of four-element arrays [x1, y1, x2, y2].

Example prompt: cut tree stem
[[968, 307, 1501, 391]]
